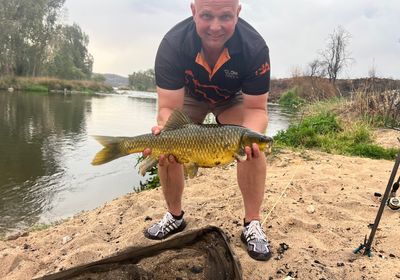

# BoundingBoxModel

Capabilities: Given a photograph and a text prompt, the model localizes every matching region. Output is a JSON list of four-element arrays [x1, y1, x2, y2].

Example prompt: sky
[[64, 0, 400, 79]]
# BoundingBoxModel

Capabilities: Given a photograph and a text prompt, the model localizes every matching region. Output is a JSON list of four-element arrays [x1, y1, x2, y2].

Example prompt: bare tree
[[307, 59, 325, 78], [320, 26, 353, 84]]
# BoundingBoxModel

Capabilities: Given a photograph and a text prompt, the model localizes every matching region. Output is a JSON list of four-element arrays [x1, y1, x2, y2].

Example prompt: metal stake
[[354, 152, 400, 256]]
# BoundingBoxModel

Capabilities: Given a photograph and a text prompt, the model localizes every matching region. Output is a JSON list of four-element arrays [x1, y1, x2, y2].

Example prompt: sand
[[1, 129, 400, 280]]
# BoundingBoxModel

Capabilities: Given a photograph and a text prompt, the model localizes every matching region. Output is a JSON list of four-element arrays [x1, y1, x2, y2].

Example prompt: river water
[[0, 90, 293, 234]]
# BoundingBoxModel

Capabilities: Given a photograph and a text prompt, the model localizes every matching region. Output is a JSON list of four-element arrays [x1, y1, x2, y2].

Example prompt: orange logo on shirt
[[255, 62, 270, 76]]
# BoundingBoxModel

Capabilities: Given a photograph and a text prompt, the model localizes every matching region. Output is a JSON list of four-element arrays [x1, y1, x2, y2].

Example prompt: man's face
[[191, 0, 241, 52]]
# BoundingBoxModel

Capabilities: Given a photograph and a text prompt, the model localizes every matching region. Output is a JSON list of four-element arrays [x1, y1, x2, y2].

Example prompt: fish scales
[[91, 110, 273, 177], [118, 124, 242, 167]]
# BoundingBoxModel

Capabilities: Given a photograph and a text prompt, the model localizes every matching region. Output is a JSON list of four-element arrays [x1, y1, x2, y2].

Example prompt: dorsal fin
[[163, 110, 193, 131]]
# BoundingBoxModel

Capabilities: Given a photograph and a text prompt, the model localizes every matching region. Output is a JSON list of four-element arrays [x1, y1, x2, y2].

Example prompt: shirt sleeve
[[155, 38, 185, 90], [241, 46, 270, 95]]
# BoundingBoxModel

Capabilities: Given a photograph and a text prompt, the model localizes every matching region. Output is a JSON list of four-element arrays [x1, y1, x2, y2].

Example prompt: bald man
[[144, 0, 272, 261]]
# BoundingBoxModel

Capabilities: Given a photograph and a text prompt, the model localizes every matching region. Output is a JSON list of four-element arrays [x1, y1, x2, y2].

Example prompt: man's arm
[[156, 86, 185, 127], [241, 92, 269, 134], [142, 87, 184, 160], [240, 92, 269, 160]]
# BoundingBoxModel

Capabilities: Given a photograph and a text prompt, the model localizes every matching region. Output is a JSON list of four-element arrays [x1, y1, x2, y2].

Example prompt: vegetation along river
[[0, 90, 294, 234]]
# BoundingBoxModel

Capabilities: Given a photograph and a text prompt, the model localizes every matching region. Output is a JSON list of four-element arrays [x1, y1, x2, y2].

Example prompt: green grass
[[274, 110, 399, 160], [135, 156, 160, 191], [23, 84, 49, 92], [279, 87, 306, 111], [0, 76, 112, 93]]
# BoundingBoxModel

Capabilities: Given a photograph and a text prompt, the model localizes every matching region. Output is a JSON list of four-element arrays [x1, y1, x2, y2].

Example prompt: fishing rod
[[354, 151, 400, 257]]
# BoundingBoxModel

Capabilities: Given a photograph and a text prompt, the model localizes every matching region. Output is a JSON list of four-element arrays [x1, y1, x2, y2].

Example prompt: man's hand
[[243, 143, 261, 161], [142, 125, 178, 166]]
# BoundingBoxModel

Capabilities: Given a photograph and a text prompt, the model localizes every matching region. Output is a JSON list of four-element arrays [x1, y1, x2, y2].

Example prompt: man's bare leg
[[237, 152, 266, 222], [158, 156, 185, 216], [217, 105, 267, 222]]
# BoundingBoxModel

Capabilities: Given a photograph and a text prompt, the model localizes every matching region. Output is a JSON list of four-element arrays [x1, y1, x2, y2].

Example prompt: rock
[[306, 205, 315, 214], [62, 235, 73, 245], [190, 265, 203, 274], [5, 231, 28, 241]]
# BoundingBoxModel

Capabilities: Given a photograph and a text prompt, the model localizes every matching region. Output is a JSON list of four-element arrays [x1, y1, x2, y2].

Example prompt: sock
[[243, 219, 250, 227], [171, 210, 184, 220]]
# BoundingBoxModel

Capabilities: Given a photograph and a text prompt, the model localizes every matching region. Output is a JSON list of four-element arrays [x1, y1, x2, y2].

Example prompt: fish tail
[[91, 136, 130, 165]]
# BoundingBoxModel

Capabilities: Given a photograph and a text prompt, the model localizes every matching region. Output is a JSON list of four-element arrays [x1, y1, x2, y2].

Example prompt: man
[[143, 0, 272, 261]]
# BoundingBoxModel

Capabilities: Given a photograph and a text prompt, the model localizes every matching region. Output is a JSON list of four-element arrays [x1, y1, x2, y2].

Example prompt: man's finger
[[151, 126, 162, 135], [252, 143, 261, 158], [244, 146, 252, 161], [142, 148, 151, 157], [158, 154, 167, 166]]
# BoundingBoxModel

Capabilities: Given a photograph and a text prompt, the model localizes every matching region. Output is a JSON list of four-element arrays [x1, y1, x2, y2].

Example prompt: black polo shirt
[[155, 17, 270, 104]]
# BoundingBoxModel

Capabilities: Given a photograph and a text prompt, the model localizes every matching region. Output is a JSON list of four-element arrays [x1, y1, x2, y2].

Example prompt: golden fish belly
[[146, 125, 243, 167]]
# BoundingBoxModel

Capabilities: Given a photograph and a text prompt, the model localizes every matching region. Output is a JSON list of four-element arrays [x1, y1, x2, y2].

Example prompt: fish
[[91, 110, 273, 178]]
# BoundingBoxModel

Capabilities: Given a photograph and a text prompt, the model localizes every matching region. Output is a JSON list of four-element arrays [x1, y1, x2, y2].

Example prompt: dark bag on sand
[[36, 226, 243, 280]]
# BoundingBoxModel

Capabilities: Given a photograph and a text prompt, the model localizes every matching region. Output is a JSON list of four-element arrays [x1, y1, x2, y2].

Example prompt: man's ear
[[237, 4, 242, 16], [191, 2, 196, 17]]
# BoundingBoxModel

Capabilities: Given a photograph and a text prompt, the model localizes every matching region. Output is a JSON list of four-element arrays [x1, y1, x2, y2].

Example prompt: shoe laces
[[158, 212, 176, 232], [245, 221, 267, 241]]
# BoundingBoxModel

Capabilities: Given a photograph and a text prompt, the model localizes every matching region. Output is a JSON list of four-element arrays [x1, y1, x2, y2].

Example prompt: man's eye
[[201, 14, 212, 20], [221, 15, 233, 21]]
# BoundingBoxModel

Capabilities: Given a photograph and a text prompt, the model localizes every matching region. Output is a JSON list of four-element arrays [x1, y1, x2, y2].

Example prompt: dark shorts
[[182, 93, 243, 124]]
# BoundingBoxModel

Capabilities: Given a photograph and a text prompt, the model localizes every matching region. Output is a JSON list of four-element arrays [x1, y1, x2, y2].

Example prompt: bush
[[279, 87, 306, 110]]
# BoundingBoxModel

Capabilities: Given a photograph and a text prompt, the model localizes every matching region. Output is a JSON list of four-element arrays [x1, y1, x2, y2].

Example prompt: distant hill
[[101, 73, 129, 87]]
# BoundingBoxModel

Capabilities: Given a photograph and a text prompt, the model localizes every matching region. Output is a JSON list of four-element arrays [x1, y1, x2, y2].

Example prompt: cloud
[[64, 0, 400, 79]]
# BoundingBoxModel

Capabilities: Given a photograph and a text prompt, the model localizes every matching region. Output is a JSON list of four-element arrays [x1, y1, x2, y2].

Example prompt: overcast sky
[[64, 0, 400, 79]]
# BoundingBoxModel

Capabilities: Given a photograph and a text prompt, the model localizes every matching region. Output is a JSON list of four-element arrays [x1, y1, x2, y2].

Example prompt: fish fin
[[183, 163, 199, 179], [91, 136, 127, 165], [234, 148, 248, 162], [163, 110, 193, 131], [139, 157, 158, 176]]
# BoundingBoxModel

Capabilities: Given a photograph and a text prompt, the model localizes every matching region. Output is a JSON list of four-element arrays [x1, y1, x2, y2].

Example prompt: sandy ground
[[1, 129, 400, 280]]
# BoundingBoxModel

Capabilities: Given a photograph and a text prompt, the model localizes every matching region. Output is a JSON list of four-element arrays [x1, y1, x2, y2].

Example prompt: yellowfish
[[91, 110, 273, 178]]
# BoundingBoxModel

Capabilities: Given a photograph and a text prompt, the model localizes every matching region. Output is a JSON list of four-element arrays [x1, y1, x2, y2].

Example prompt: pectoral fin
[[183, 163, 199, 179], [139, 157, 158, 176], [234, 147, 248, 162]]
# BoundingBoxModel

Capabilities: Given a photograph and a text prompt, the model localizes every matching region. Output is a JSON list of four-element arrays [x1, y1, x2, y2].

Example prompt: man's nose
[[209, 18, 222, 31]]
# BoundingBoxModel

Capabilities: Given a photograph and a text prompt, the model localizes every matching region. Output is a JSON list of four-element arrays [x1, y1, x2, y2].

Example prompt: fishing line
[[261, 170, 297, 226]]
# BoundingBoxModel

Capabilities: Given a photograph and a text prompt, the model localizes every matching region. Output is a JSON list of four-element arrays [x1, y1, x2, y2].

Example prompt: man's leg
[[217, 104, 271, 261], [237, 154, 266, 222], [158, 159, 185, 216], [217, 105, 266, 222]]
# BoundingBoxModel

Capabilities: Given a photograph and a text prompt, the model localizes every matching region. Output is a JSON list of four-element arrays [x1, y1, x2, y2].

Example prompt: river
[[0, 90, 293, 234]]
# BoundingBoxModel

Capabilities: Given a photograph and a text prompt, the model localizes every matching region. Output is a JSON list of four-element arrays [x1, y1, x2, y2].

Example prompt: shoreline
[[1, 144, 400, 279]]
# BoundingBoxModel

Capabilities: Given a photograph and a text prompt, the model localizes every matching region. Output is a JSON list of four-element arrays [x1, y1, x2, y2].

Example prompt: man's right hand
[[142, 125, 163, 157], [142, 126, 178, 166]]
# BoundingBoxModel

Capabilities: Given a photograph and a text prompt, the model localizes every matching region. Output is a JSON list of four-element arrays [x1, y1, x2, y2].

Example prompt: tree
[[128, 69, 156, 91], [46, 24, 93, 79], [0, 0, 93, 79], [0, 0, 66, 76], [320, 26, 352, 84]]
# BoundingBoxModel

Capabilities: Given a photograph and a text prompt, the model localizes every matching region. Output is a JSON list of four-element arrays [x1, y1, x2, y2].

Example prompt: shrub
[[279, 87, 306, 110]]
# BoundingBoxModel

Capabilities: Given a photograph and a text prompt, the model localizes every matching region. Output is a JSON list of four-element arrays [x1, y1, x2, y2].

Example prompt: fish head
[[241, 130, 273, 155]]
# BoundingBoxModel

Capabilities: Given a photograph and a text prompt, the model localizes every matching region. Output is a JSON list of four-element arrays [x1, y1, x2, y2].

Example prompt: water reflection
[[0, 92, 90, 231], [0, 90, 291, 234]]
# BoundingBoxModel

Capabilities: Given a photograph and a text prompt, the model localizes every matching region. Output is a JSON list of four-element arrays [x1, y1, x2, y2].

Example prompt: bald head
[[191, 0, 241, 53], [193, 0, 240, 7]]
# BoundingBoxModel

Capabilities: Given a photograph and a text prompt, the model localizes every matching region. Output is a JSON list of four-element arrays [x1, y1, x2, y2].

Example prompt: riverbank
[[1, 129, 400, 279], [0, 76, 112, 94]]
